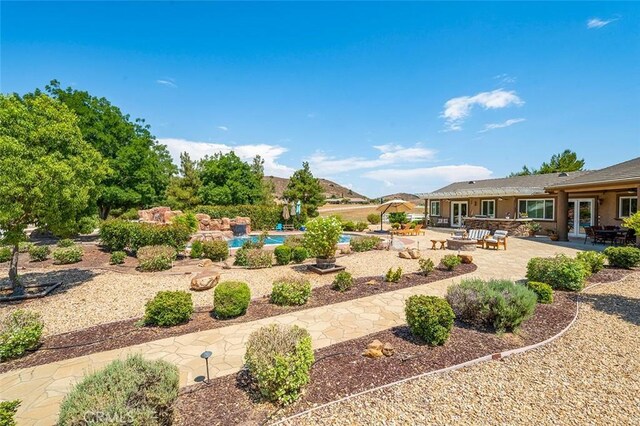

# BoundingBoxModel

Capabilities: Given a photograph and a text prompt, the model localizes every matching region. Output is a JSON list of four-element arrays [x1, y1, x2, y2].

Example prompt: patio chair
[[484, 230, 508, 250], [275, 223, 284, 231], [467, 229, 490, 247], [413, 224, 424, 236]]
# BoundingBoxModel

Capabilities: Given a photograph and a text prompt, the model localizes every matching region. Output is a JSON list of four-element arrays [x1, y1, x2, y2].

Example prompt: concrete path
[[1, 235, 582, 425]]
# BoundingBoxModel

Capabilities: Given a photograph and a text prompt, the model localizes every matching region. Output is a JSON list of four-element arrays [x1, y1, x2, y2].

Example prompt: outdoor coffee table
[[430, 239, 447, 250]]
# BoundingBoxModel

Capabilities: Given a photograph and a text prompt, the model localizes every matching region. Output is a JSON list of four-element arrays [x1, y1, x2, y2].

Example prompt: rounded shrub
[[246, 248, 273, 269], [576, 251, 606, 274], [419, 257, 435, 276], [271, 277, 312, 306], [189, 240, 204, 259], [441, 254, 462, 271], [332, 271, 354, 292], [0, 310, 44, 362], [110, 250, 126, 265], [244, 324, 314, 405], [274, 245, 292, 265], [144, 291, 193, 327], [58, 355, 179, 425], [28, 245, 50, 262], [0, 247, 11, 263], [603, 246, 640, 269], [384, 267, 402, 283], [52, 245, 84, 265], [350, 236, 380, 252], [367, 213, 381, 224], [355, 221, 369, 232], [291, 246, 308, 263], [213, 281, 251, 319], [137, 245, 176, 272], [56, 238, 75, 248], [18, 242, 33, 253], [526, 255, 588, 291], [234, 247, 249, 266], [0, 400, 20, 426], [201, 240, 229, 262], [404, 295, 455, 346], [527, 281, 554, 304]]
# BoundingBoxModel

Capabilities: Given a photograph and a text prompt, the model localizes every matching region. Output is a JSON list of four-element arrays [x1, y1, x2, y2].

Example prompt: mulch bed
[[0, 264, 476, 373], [173, 291, 578, 426], [586, 266, 633, 284]]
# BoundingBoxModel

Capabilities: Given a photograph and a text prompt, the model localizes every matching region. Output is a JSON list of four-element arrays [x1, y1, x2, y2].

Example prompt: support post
[[557, 190, 569, 241]]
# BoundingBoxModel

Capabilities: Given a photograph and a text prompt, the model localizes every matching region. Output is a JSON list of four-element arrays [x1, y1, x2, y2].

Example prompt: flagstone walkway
[[1, 236, 582, 425]]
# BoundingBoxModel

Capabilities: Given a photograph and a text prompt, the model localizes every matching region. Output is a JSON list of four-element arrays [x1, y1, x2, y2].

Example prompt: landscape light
[[201, 350, 212, 382]]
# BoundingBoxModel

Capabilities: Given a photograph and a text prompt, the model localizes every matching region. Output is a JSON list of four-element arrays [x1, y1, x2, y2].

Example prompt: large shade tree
[[198, 152, 266, 205], [283, 162, 325, 217], [0, 94, 107, 294], [44, 81, 176, 218]]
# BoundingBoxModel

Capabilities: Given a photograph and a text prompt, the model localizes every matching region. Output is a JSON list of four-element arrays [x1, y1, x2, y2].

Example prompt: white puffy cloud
[[587, 17, 617, 29], [308, 144, 436, 175], [362, 164, 493, 193], [217, 126, 228, 131], [441, 89, 524, 131], [479, 118, 526, 133], [158, 138, 295, 177]]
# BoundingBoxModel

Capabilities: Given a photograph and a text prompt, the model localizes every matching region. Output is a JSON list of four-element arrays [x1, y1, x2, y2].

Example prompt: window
[[518, 199, 554, 220], [481, 200, 495, 217], [619, 196, 638, 217], [430, 200, 441, 216]]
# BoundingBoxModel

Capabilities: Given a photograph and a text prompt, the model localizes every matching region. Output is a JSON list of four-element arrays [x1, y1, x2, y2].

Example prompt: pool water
[[227, 234, 351, 248]]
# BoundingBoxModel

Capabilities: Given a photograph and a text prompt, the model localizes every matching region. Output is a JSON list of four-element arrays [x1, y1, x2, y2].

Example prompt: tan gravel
[[282, 272, 640, 425]]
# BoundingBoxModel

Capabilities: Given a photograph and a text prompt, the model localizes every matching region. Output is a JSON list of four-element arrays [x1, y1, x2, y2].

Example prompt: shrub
[[404, 295, 455, 345], [271, 277, 312, 306], [110, 250, 126, 265], [18, 242, 33, 253], [213, 281, 251, 319], [144, 291, 193, 326], [388, 212, 407, 224], [576, 251, 606, 274], [0, 247, 11, 263], [418, 257, 435, 276], [201, 240, 229, 261], [385, 267, 402, 283], [527, 281, 554, 304], [0, 310, 44, 362], [190, 240, 204, 259], [332, 271, 354, 292], [291, 246, 308, 263], [244, 324, 314, 405], [52, 245, 84, 265], [303, 216, 343, 259], [283, 235, 305, 249], [274, 245, 292, 265], [99, 219, 136, 251], [367, 213, 381, 224], [137, 245, 176, 272], [246, 248, 273, 269], [441, 254, 461, 271], [58, 355, 179, 425], [446, 279, 537, 333], [172, 212, 199, 233], [194, 205, 282, 231], [234, 247, 249, 266], [99, 220, 192, 253], [355, 221, 368, 232], [342, 221, 356, 232], [28, 245, 50, 262], [603, 246, 640, 269], [350, 236, 381, 252], [57, 238, 75, 248], [526, 255, 588, 291], [0, 400, 20, 426]]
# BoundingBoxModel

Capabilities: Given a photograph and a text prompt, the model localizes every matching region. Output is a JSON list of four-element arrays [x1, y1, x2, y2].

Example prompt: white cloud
[[494, 74, 517, 84], [587, 17, 618, 29], [158, 138, 295, 177], [441, 89, 524, 131], [217, 126, 228, 131], [479, 118, 526, 133], [307, 144, 436, 175], [362, 164, 493, 191], [156, 78, 177, 88]]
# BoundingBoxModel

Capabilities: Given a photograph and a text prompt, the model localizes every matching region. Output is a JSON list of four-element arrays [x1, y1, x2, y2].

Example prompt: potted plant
[[547, 228, 559, 241], [303, 216, 343, 269], [527, 222, 542, 237]]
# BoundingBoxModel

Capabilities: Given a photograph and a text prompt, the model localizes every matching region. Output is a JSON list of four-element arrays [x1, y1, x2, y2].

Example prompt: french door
[[451, 201, 468, 228], [568, 199, 594, 237]]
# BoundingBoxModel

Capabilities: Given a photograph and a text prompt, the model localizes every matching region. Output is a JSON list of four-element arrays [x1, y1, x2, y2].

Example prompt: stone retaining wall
[[137, 206, 251, 233], [464, 218, 531, 237]]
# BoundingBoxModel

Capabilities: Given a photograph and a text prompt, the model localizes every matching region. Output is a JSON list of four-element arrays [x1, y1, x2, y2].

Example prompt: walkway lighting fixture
[[201, 350, 212, 382]]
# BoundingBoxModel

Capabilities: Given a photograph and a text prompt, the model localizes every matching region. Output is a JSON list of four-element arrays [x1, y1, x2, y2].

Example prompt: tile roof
[[545, 157, 640, 189]]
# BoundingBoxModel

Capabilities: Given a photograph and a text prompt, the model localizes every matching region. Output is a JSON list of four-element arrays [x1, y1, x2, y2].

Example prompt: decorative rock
[[366, 280, 378, 285], [197, 259, 213, 268], [363, 340, 385, 358], [458, 254, 474, 264], [190, 271, 220, 291], [409, 248, 421, 259], [340, 246, 352, 255], [399, 250, 412, 259], [222, 261, 232, 269], [382, 342, 395, 357], [368, 339, 384, 351]]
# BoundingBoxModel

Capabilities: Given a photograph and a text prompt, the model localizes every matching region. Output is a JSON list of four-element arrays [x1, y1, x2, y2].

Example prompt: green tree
[[283, 162, 325, 217], [509, 150, 585, 177], [43, 81, 176, 218], [0, 94, 107, 294], [165, 152, 201, 210], [198, 152, 265, 205], [251, 155, 276, 205]]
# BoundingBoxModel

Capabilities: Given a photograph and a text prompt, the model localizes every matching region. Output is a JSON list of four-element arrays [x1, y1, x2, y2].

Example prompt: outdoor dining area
[[584, 226, 636, 246]]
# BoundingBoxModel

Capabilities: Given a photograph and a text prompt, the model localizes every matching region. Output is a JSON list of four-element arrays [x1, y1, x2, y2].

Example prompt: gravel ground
[[284, 272, 640, 425]]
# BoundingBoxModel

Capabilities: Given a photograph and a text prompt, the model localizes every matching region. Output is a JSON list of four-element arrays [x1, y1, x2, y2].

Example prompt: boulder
[[190, 270, 220, 291], [197, 259, 213, 268], [362, 340, 385, 358], [382, 342, 395, 357], [340, 246, 352, 255], [399, 250, 412, 259], [368, 339, 384, 351], [458, 254, 473, 264], [195, 213, 211, 221], [409, 248, 421, 259], [221, 218, 231, 230]]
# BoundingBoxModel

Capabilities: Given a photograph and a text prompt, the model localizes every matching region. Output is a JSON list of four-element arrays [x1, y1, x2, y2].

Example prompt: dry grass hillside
[[264, 176, 369, 200]]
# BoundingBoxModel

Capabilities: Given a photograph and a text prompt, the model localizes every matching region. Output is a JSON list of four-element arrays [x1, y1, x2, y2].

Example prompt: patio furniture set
[[584, 226, 636, 246], [430, 229, 508, 251], [391, 223, 425, 236]]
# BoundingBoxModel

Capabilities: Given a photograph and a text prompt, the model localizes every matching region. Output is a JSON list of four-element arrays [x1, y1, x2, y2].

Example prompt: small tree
[[623, 211, 640, 235], [283, 162, 325, 217], [0, 94, 106, 295], [303, 216, 343, 259], [165, 152, 201, 210]]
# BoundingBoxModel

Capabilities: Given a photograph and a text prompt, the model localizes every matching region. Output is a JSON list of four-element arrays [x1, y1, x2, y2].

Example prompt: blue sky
[[2, 1, 639, 197]]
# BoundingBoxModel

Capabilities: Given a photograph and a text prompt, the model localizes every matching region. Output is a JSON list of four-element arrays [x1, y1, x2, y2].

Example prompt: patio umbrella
[[375, 199, 416, 232]]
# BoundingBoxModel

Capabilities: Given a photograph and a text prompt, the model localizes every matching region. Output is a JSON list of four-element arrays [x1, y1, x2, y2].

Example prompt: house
[[418, 157, 640, 241]]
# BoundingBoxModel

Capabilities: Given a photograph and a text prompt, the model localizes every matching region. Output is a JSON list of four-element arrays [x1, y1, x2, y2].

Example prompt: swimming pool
[[226, 234, 352, 248]]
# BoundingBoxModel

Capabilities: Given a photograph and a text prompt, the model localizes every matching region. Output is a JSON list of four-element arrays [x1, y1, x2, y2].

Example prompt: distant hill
[[379, 193, 420, 202], [265, 176, 369, 200]]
